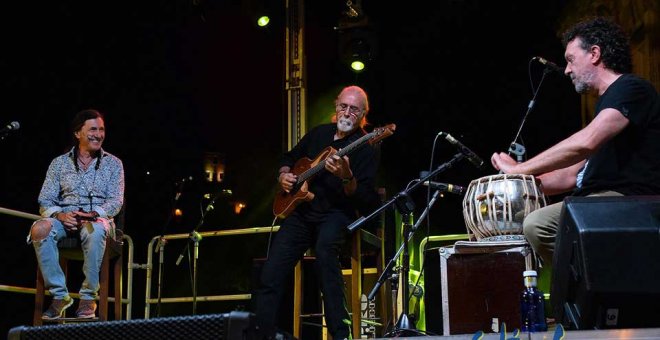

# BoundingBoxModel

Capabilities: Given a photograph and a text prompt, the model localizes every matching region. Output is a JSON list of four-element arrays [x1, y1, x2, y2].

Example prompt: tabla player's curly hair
[[562, 16, 632, 74]]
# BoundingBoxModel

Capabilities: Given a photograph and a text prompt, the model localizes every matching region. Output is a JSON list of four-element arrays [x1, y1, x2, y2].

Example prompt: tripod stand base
[[384, 314, 423, 337], [384, 328, 422, 337]]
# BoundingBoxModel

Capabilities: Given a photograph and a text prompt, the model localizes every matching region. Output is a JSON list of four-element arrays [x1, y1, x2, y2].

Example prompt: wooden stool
[[33, 230, 124, 325], [293, 188, 389, 339]]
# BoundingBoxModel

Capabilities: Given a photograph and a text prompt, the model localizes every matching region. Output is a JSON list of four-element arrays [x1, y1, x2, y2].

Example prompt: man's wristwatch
[[342, 176, 354, 185]]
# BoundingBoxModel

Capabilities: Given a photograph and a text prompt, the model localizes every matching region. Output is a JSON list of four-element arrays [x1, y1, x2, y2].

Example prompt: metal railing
[[144, 226, 279, 319], [418, 234, 470, 270], [0, 205, 135, 320]]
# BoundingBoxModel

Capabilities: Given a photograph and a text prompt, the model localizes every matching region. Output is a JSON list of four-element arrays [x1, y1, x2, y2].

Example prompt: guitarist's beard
[[337, 117, 356, 133]]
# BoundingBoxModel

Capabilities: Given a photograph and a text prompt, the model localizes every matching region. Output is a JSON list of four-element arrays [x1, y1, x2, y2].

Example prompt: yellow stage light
[[351, 60, 365, 72], [257, 16, 270, 27]]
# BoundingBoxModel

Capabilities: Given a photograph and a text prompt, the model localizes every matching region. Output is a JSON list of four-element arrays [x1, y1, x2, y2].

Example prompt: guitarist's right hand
[[278, 172, 298, 193]]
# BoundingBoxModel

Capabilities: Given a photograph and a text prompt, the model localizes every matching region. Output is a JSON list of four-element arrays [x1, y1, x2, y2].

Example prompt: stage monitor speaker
[[8, 311, 256, 340], [552, 196, 660, 330]]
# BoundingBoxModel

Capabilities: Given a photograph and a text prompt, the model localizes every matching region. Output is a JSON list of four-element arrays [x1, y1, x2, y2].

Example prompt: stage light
[[252, 0, 280, 29], [351, 60, 365, 71], [257, 15, 270, 27], [234, 202, 246, 214], [347, 38, 370, 72], [338, 29, 377, 73], [342, 0, 362, 19]]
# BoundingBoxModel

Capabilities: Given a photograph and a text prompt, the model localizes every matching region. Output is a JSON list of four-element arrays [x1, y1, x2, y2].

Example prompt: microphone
[[204, 189, 233, 212], [534, 56, 564, 74], [174, 176, 193, 201], [174, 180, 184, 201], [1, 121, 20, 134], [423, 181, 466, 195], [438, 132, 484, 169]]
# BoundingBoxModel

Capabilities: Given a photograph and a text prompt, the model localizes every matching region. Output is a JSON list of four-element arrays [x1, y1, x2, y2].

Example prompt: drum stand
[[347, 152, 467, 337]]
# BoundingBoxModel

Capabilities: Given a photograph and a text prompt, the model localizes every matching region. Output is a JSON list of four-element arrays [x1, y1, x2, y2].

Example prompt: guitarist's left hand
[[325, 154, 353, 181]]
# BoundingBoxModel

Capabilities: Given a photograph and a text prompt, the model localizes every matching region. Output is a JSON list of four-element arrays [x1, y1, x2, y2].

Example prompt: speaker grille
[[552, 196, 660, 330], [8, 313, 252, 340]]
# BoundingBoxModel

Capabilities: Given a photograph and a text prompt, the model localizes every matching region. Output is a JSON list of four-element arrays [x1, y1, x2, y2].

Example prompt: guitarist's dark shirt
[[280, 123, 380, 221]]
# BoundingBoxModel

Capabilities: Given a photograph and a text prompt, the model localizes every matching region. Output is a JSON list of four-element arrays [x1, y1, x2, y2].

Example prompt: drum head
[[462, 174, 546, 242]]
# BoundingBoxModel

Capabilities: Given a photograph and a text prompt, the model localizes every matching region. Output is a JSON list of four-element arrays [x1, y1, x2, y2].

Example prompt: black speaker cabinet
[[552, 195, 660, 330], [7, 311, 256, 340]]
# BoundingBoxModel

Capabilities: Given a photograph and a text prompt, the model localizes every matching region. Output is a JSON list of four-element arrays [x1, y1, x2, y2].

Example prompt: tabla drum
[[462, 174, 546, 242]]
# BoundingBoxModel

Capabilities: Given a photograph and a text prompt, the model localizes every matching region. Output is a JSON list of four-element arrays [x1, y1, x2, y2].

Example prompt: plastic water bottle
[[520, 270, 547, 332]]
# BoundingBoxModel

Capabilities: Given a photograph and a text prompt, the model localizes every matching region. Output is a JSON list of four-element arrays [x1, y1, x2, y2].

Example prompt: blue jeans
[[27, 217, 111, 300]]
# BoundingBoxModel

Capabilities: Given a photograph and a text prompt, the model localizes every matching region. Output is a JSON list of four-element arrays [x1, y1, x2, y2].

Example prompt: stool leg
[[114, 252, 123, 320], [377, 228, 389, 337], [99, 249, 110, 320], [351, 232, 362, 339], [293, 261, 303, 339], [33, 268, 45, 326]]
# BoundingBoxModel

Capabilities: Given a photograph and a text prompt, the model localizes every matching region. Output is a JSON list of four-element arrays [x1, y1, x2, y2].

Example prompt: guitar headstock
[[368, 124, 396, 145]]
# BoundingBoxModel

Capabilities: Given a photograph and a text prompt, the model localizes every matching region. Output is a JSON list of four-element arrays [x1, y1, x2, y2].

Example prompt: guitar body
[[273, 147, 336, 218], [272, 123, 395, 219]]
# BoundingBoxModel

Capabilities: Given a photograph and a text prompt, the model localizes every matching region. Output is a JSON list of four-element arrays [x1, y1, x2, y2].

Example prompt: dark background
[[0, 0, 581, 334]]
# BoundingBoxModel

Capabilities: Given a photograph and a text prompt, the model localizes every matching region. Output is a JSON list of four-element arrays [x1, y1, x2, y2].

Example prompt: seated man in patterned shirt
[[28, 109, 125, 319]]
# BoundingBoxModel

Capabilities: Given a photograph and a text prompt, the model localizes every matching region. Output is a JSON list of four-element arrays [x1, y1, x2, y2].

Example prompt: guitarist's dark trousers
[[253, 208, 353, 339]]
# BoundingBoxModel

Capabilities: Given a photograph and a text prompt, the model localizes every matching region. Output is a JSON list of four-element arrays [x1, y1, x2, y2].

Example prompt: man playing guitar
[[254, 85, 382, 340]]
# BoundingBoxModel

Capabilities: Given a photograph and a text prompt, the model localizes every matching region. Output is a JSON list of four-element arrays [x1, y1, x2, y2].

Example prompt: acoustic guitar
[[273, 124, 396, 219]]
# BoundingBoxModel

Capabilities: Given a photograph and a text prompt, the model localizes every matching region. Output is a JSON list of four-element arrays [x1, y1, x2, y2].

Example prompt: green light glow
[[351, 60, 365, 71], [257, 16, 270, 27]]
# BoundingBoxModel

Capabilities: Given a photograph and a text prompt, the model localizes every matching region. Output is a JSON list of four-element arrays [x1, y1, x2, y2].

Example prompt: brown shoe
[[75, 299, 97, 319], [42, 295, 73, 320]]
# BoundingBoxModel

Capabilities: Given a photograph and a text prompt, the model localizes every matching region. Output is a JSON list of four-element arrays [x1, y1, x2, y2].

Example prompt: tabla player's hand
[[491, 152, 517, 173]]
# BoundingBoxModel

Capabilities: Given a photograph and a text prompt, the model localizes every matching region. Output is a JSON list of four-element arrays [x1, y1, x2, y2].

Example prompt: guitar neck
[[298, 131, 375, 183]]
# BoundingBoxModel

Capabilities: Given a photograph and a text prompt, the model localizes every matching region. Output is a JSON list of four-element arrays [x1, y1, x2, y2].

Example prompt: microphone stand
[[347, 152, 466, 336], [507, 66, 552, 160], [155, 184, 184, 317], [367, 190, 441, 300], [175, 193, 219, 315], [370, 190, 443, 337]]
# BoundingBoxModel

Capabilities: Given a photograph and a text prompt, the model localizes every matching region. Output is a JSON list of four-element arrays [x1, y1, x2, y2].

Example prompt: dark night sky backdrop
[[0, 0, 581, 333]]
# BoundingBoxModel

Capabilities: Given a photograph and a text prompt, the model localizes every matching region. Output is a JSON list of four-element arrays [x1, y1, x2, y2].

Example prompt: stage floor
[[373, 327, 660, 339]]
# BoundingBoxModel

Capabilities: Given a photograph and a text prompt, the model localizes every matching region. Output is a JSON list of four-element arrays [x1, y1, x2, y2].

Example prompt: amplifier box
[[437, 242, 532, 335]]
